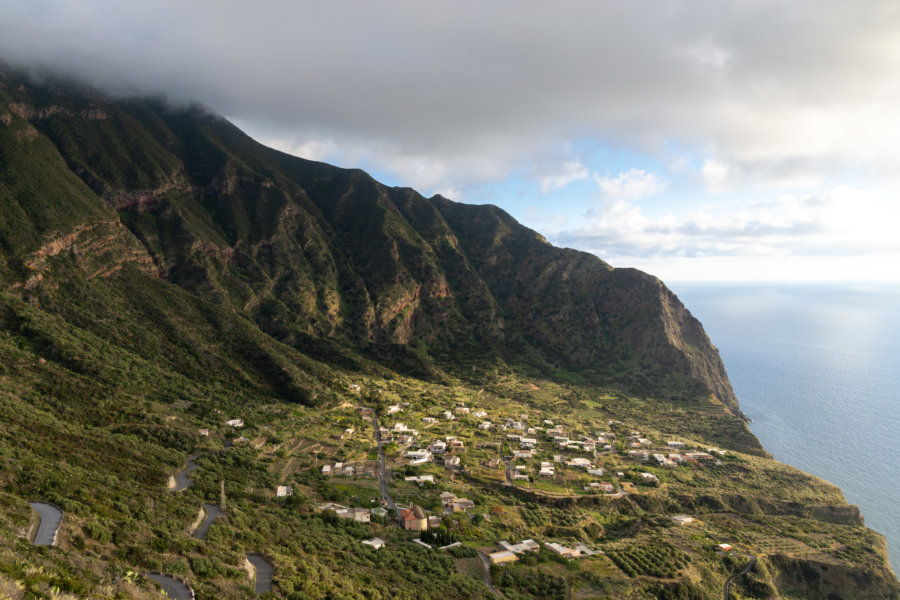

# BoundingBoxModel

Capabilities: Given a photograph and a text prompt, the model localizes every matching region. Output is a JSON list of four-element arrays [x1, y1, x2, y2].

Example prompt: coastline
[[670, 282, 900, 571]]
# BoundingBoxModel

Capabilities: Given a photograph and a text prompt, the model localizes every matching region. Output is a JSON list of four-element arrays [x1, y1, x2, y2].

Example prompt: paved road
[[478, 552, 502, 597], [147, 572, 194, 600], [362, 407, 399, 524], [172, 455, 199, 491], [29, 502, 63, 546], [723, 555, 757, 600], [246, 553, 273, 594], [193, 503, 224, 540]]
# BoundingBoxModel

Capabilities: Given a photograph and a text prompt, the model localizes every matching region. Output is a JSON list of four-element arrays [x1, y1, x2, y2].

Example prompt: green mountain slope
[[0, 67, 896, 599]]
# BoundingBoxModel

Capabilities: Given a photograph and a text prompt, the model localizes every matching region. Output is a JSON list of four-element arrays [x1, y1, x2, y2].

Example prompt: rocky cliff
[[1, 67, 748, 441]]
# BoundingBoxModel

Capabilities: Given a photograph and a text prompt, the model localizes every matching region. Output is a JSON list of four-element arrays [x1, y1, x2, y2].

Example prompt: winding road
[[171, 455, 200, 492], [147, 572, 194, 600], [246, 553, 274, 594], [193, 503, 225, 540], [723, 554, 757, 600], [29, 502, 63, 546]]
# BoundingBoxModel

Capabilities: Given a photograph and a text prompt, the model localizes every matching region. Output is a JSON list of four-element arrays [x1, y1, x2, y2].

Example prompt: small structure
[[447, 498, 474, 513], [445, 455, 461, 468], [539, 462, 555, 477], [684, 452, 715, 462], [667, 441, 686, 449], [337, 507, 371, 523], [400, 505, 428, 531], [276, 485, 293, 497], [566, 457, 592, 468], [362, 537, 385, 549], [405, 449, 433, 463], [387, 404, 403, 415], [513, 450, 533, 460], [653, 453, 676, 468], [718, 543, 733, 553], [545, 542, 596, 559], [225, 419, 244, 428], [587, 481, 615, 493], [198, 428, 210, 436], [639, 472, 659, 485], [321, 465, 332, 476], [671, 515, 695, 525], [488, 550, 518, 565], [499, 539, 540, 554], [404, 475, 435, 485]]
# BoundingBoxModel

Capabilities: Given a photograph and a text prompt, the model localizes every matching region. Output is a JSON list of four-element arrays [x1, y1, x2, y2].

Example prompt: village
[[148, 373, 869, 599], [217, 381, 742, 574]]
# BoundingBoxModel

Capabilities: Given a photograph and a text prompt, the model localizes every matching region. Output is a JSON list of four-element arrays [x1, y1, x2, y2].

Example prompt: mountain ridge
[[2, 66, 898, 600], [1, 68, 748, 427]]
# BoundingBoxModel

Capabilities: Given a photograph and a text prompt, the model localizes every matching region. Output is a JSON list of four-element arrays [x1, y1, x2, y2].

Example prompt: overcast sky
[[3, 0, 899, 282]]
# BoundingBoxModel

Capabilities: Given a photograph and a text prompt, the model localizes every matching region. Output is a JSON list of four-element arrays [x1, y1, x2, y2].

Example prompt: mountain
[[0, 66, 896, 600], [0, 68, 746, 424]]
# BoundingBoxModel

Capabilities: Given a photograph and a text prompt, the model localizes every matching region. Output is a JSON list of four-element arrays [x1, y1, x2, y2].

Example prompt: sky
[[2, 0, 899, 283]]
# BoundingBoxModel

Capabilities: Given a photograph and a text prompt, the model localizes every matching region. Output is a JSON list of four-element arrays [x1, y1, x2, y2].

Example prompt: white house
[[404, 475, 435, 484], [225, 419, 244, 428], [362, 537, 385, 549], [500, 539, 540, 554], [639, 472, 659, 484], [276, 485, 293, 497]]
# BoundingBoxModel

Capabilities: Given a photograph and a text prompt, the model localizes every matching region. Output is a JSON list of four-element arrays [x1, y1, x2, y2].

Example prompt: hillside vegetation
[[0, 66, 896, 599]]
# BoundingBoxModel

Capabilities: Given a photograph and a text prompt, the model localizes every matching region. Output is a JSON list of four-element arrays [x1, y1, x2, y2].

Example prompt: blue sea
[[668, 283, 900, 570]]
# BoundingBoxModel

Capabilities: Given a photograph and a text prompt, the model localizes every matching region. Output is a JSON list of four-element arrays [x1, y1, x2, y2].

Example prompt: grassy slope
[[0, 70, 896, 599]]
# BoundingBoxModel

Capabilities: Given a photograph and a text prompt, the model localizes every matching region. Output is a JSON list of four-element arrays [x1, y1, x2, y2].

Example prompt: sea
[[668, 282, 900, 571]]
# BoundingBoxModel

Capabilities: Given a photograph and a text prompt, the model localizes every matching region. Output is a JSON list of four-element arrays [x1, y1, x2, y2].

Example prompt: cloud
[[594, 169, 666, 199], [2, 1, 900, 195], [539, 161, 589, 193], [701, 158, 730, 193], [552, 186, 899, 263]]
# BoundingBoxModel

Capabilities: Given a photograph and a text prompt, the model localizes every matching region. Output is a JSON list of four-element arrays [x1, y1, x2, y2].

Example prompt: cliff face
[[0, 68, 747, 438]]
